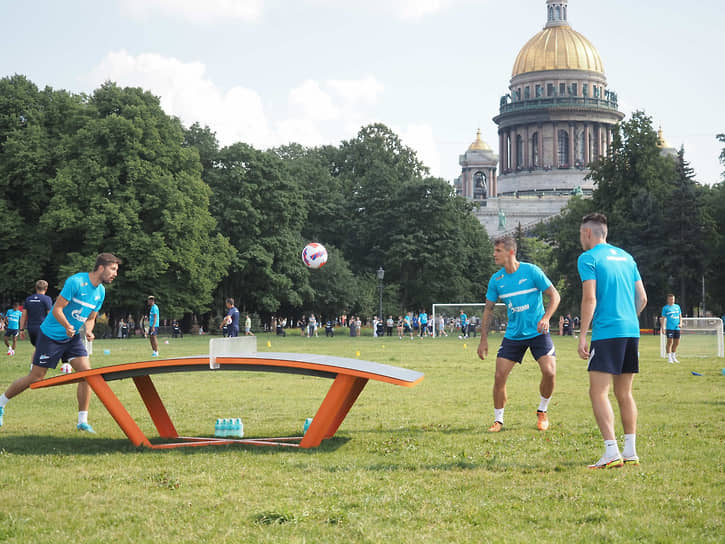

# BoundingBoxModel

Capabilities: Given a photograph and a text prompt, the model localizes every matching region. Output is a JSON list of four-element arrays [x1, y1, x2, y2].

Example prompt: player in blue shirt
[[20, 280, 54, 347], [221, 298, 240, 337], [0, 253, 121, 431], [147, 296, 160, 357], [459, 310, 468, 338], [660, 294, 682, 363], [4, 302, 23, 356], [419, 310, 428, 337], [478, 235, 560, 433], [578, 213, 647, 469]]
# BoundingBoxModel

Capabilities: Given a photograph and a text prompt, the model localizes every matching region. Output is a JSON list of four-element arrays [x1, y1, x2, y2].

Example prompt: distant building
[[459, 0, 625, 234]]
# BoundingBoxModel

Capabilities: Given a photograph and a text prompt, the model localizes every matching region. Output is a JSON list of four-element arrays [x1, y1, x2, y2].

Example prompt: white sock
[[622, 434, 637, 458], [668, 352, 673, 362], [494, 408, 504, 424], [604, 439, 620, 459], [78, 411, 89, 425], [0, 393, 9, 407], [538, 396, 551, 412]]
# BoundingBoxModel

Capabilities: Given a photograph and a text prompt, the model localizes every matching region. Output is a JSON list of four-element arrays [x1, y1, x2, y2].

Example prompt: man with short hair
[[20, 280, 54, 347], [0, 253, 121, 431], [147, 296, 160, 357], [578, 213, 647, 469], [221, 298, 240, 337], [660, 294, 682, 363], [478, 235, 560, 433]]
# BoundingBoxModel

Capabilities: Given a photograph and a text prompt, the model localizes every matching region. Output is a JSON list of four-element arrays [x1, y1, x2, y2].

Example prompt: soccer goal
[[659, 317, 724, 358], [431, 303, 507, 338]]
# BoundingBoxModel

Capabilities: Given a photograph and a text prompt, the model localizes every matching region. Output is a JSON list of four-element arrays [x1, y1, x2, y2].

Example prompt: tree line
[[2, 76, 723, 330], [0, 75, 494, 329]]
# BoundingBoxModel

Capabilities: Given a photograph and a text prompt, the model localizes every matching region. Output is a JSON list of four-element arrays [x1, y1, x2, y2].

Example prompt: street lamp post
[[376, 267, 385, 328]]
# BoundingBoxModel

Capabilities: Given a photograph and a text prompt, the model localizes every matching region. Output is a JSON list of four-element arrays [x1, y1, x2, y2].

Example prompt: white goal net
[[660, 317, 724, 358], [431, 303, 507, 338]]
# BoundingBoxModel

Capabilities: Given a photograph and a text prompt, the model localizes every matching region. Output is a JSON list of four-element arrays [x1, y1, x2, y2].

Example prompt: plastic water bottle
[[233, 418, 244, 438], [214, 418, 223, 437], [303, 418, 313, 435]]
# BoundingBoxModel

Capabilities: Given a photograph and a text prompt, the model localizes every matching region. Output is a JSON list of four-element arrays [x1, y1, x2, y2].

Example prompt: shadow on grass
[[0, 433, 350, 455]]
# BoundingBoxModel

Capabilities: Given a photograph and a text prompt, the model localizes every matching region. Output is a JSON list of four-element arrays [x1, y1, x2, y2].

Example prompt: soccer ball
[[302, 243, 328, 269], [60, 363, 73, 374]]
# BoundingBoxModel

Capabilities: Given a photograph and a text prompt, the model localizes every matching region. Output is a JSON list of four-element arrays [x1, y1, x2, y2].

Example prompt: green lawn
[[0, 331, 722, 543]]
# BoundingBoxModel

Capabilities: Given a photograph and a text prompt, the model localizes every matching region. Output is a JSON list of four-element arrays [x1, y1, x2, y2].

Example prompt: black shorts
[[496, 334, 556, 363], [588, 337, 639, 375], [27, 326, 41, 346], [32, 331, 88, 369], [666, 329, 681, 339], [4, 329, 19, 338]]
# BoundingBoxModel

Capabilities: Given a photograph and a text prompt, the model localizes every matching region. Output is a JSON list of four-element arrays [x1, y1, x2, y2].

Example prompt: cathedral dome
[[512, 1, 604, 77], [512, 24, 603, 77], [468, 129, 491, 151]]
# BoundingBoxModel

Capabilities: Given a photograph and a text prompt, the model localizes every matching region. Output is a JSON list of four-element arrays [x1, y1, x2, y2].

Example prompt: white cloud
[[119, 0, 263, 23], [86, 51, 397, 157], [88, 50, 273, 147], [397, 123, 440, 176]]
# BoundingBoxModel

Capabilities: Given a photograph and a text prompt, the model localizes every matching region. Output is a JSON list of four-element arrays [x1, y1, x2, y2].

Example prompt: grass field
[[0, 331, 723, 543]]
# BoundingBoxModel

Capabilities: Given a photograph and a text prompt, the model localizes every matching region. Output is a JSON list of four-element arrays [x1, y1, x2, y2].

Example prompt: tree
[[205, 142, 311, 316]]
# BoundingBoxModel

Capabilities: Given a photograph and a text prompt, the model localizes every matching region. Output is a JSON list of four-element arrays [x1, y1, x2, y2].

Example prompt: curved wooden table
[[30, 353, 424, 449]]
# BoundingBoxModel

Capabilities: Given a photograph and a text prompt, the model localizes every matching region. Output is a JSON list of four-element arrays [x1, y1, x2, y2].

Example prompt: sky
[[3, 0, 723, 185]]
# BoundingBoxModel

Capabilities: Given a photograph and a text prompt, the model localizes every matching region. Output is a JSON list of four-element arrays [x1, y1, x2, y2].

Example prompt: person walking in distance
[[20, 280, 53, 349], [147, 296, 160, 357], [0, 253, 121, 431], [4, 302, 22, 356], [477, 235, 560, 433], [221, 298, 240, 337], [577, 213, 647, 469], [660, 294, 682, 363]]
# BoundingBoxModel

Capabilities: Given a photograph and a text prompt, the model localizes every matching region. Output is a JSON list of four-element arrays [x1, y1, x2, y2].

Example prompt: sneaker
[[0, 406, 4, 427], [487, 421, 503, 433], [623, 455, 640, 466], [536, 410, 549, 431], [8, 349, 14, 356], [77, 422, 96, 433], [672, 355, 680, 363], [152, 351, 159, 357], [587, 454, 623, 469]]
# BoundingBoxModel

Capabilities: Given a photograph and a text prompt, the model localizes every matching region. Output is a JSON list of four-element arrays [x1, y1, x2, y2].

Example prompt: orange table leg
[[299, 374, 368, 448], [86, 375, 152, 447], [133, 375, 179, 439]]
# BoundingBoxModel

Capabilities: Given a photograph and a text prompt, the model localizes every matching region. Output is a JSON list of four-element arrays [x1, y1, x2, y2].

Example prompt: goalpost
[[659, 317, 724, 358], [431, 303, 507, 337]]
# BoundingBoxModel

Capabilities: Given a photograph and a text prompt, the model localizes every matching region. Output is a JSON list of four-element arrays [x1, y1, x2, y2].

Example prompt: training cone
[[355, 350, 360, 357], [463, 343, 467, 349], [103, 349, 111, 355], [267, 340, 271, 348]]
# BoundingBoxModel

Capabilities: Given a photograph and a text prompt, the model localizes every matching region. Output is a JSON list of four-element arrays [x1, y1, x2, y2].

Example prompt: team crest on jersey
[[518, 278, 528, 285]]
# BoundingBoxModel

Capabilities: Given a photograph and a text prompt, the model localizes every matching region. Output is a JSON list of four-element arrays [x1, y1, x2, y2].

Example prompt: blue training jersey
[[24, 293, 53, 327], [149, 304, 160, 328], [661, 304, 681, 330], [577, 243, 642, 341], [41, 272, 105, 341], [486, 262, 552, 340], [6, 309, 22, 330]]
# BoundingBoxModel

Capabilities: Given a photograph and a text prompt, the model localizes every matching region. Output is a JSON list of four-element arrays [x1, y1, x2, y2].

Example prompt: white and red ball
[[302, 243, 328, 269], [60, 363, 73, 374]]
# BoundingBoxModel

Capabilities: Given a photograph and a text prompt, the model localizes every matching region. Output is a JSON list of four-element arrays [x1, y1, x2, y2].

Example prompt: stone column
[[499, 131, 505, 173], [524, 125, 529, 168], [568, 123, 575, 168], [553, 122, 559, 168], [583, 123, 590, 164]]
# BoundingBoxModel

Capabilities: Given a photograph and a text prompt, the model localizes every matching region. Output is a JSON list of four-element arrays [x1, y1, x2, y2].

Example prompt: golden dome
[[512, 24, 604, 77], [657, 126, 672, 148], [468, 129, 491, 151]]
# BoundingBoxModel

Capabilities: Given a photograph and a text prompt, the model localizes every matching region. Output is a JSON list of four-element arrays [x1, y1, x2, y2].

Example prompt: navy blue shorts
[[588, 337, 639, 374], [497, 334, 556, 363], [227, 327, 239, 338], [665, 329, 681, 339], [148, 327, 159, 336], [27, 326, 41, 346], [4, 329, 19, 338], [32, 331, 88, 369]]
